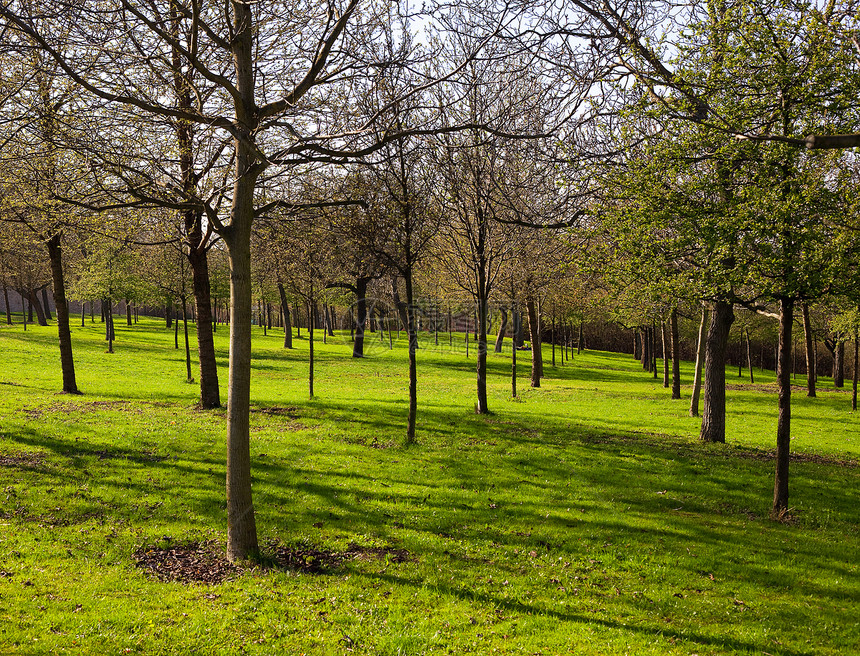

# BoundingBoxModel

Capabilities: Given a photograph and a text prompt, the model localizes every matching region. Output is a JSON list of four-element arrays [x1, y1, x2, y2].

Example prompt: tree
[[0, 0, 509, 559]]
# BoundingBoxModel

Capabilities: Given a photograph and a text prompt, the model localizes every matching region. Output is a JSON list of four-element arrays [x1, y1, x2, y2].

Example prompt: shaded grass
[[0, 317, 858, 655]]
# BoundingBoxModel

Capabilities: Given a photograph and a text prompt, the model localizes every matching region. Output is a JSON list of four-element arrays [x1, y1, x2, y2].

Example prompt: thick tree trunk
[[835, 341, 845, 388], [640, 327, 649, 369], [690, 305, 709, 417], [222, 60, 261, 564], [126, 299, 132, 326], [801, 302, 815, 397], [700, 301, 734, 443], [405, 270, 418, 443], [671, 308, 681, 399], [353, 278, 369, 358], [277, 283, 293, 349], [46, 234, 79, 394], [527, 297, 542, 388], [187, 238, 220, 408], [773, 297, 794, 516], [29, 289, 47, 326], [633, 330, 641, 360]]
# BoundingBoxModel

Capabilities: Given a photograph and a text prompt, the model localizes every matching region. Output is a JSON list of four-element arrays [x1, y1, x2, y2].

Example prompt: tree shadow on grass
[[357, 570, 814, 656]]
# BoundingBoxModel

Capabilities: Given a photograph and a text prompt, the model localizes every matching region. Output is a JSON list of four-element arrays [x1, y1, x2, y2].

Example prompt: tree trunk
[[308, 300, 315, 398], [3, 282, 11, 324], [746, 329, 755, 384], [477, 291, 490, 412], [126, 299, 132, 326], [834, 341, 845, 388], [187, 238, 220, 408], [46, 234, 79, 394], [20, 289, 27, 331], [671, 308, 681, 399], [277, 283, 293, 349], [182, 296, 193, 382], [513, 308, 524, 348], [773, 297, 794, 516], [166, 302, 173, 328], [29, 288, 48, 326], [527, 297, 542, 388], [640, 327, 649, 369], [105, 298, 114, 353], [42, 287, 52, 321], [511, 307, 518, 398], [405, 270, 418, 443], [651, 324, 658, 378], [392, 276, 409, 334], [577, 320, 584, 354], [700, 301, 734, 443], [801, 302, 815, 398], [690, 304, 709, 417], [353, 278, 369, 358], [661, 321, 669, 388], [551, 316, 556, 367], [174, 304, 179, 348], [853, 328, 858, 412], [633, 330, 641, 360], [221, 93, 261, 560]]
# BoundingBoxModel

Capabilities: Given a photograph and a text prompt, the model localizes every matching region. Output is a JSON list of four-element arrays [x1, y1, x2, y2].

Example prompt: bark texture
[[46, 234, 79, 394], [773, 298, 794, 516], [700, 301, 734, 442], [526, 297, 542, 387]]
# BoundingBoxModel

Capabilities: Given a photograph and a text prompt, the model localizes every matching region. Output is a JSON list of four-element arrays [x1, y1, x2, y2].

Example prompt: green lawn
[[0, 316, 858, 655]]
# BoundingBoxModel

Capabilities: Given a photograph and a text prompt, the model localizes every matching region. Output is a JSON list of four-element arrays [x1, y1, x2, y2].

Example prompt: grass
[[0, 315, 858, 655]]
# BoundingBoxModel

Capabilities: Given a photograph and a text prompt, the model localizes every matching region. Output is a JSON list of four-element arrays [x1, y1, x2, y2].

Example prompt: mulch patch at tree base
[[134, 539, 414, 584], [134, 541, 237, 584], [0, 452, 45, 467]]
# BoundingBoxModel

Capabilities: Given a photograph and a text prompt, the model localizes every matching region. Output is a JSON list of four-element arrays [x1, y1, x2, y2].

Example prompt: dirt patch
[[135, 539, 414, 584], [23, 400, 175, 420], [0, 452, 44, 467], [134, 541, 237, 584], [253, 406, 300, 419]]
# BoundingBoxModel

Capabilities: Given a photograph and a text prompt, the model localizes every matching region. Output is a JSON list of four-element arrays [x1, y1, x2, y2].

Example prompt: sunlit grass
[[0, 316, 857, 655]]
